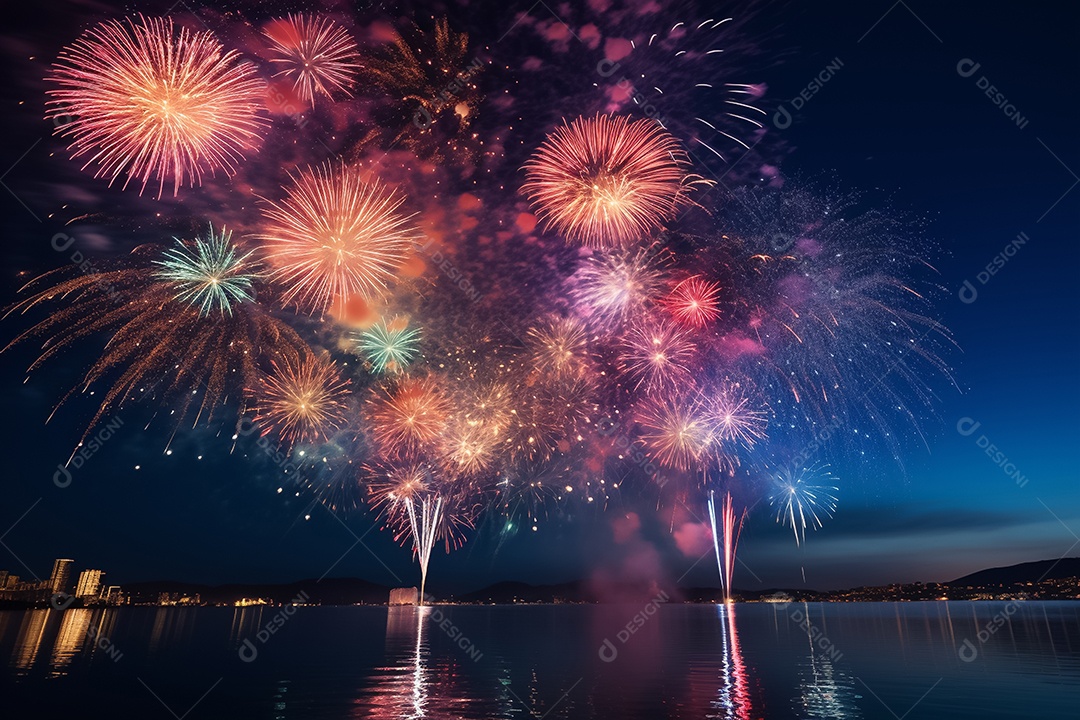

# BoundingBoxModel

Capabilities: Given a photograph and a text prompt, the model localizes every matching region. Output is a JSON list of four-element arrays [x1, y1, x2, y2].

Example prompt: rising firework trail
[[708, 490, 745, 601]]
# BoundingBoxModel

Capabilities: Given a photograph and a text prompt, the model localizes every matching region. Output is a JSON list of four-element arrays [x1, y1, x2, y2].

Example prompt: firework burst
[[5, 245, 308, 438], [153, 225, 257, 317], [367, 375, 450, 458], [354, 17, 485, 163], [618, 320, 697, 391], [662, 276, 722, 328], [572, 244, 669, 326], [264, 14, 360, 107], [769, 465, 839, 546], [523, 114, 703, 247], [257, 164, 420, 314], [46, 15, 265, 198], [254, 354, 351, 445], [710, 385, 768, 450], [525, 316, 592, 377], [356, 316, 421, 373], [635, 394, 713, 471]]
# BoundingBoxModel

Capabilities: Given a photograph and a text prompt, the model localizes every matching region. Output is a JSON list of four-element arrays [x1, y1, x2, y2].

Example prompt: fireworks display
[[46, 15, 266, 198], [8, 3, 957, 597], [357, 317, 421, 374]]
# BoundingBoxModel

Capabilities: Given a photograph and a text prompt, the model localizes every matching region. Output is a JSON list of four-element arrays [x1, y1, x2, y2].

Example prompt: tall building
[[49, 559, 74, 594], [75, 569, 104, 600]]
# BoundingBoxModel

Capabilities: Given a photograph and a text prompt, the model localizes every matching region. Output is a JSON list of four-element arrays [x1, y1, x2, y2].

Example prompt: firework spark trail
[[709, 490, 745, 601], [46, 15, 266, 198]]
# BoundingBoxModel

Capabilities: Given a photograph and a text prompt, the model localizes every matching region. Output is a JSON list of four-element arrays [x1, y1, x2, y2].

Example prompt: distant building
[[75, 570, 105, 600], [102, 586, 124, 605], [389, 587, 419, 605], [49, 559, 74, 594]]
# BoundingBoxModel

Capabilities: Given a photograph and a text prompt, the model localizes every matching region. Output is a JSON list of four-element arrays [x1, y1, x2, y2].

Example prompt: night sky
[[0, 0, 1076, 595]]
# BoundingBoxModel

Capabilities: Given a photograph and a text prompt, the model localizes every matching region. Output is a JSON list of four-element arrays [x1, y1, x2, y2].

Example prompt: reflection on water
[[1, 602, 1078, 719], [363, 605, 433, 719], [51, 609, 92, 673], [783, 603, 862, 719], [12, 609, 49, 672], [713, 603, 753, 719]]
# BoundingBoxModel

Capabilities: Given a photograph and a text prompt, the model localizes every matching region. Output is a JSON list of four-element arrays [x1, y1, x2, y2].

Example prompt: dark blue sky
[[0, 0, 1076, 594]]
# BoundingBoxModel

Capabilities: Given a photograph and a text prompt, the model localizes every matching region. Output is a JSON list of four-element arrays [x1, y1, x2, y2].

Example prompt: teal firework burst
[[357, 317, 420, 373], [153, 225, 257, 316]]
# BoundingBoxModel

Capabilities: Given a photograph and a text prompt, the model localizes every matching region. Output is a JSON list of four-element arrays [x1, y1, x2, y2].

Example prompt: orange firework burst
[[254, 354, 351, 445], [526, 316, 592, 377], [264, 14, 360, 107], [46, 15, 266, 198], [522, 114, 702, 247], [367, 375, 451, 458], [635, 395, 714, 471], [257, 164, 420, 314], [662, 276, 722, 328]]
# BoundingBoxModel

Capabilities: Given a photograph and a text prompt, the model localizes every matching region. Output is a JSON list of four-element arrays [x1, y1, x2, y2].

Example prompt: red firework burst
[[254, 354, 351, 445], [522, 114, 702, 247], [46, 15, 266, 198], [662, 276, 722, 328], [257, 164, 420, 314], [264, 14, 360, 107]]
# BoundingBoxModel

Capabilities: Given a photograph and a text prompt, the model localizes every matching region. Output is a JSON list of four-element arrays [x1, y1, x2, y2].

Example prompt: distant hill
[[123, 577, 391, 605], [948, 557, 1080, 586], [455, 580, 588, 603], [110, 557, 1080, 607]]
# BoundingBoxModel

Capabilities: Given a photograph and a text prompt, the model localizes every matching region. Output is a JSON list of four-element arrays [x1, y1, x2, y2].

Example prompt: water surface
[[1, 601, 1077, 718]]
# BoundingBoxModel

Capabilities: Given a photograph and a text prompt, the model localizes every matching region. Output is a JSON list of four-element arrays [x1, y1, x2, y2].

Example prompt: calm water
[[0, 601, 1077, 718]]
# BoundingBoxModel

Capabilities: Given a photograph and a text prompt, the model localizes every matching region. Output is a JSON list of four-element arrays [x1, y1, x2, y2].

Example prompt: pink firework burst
[[522, 114, 703, 247], [257, 164, 420, 314], [618, 320, 697, 391], [46, 15, 266, 198], [264, 14, 360, 107]]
